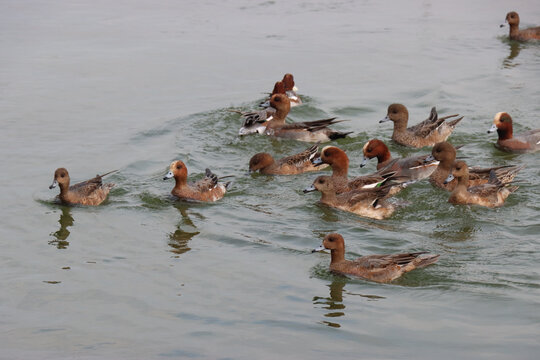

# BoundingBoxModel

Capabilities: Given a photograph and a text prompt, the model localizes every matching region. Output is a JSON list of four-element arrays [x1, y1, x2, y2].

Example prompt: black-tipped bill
[[444, 174, 454, 184], [163, 171, 173, 180], [379, 115, 391, 123], [312, 245, 325, 253], [49, 180, 58, 189], [303, 184, 317, 193], [487, 124, 497, 134]]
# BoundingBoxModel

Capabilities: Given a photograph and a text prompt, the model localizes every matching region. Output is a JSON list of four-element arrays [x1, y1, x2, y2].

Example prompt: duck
[[487, 112, 540, 153], [311, 145, 403, 195], [444, 161, 518, 208], [303, 175, 396, 220], [312, 233, 440, 283], [380, 104, 463, 148], [427, 141, 523, 190], [260, 75, 302, 108], [49, 168, 116, 206], [237, 94, 351, 142], [501, 11, 540, 41], [249, 142, 328, 175], [163, 160, 229, 202], [360, 139, 439, 183], [233, 106, 276, 136]]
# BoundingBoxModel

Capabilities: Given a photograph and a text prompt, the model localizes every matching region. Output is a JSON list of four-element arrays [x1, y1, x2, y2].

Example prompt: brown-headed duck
[[501, 11, 540, 41], [487, 112, 540, 153], [282, 73, 302, 106], [361, 139, 439, 183], [427, 141, 523, 190], [380, 104, 463, 148], [303, 175, 396, 220], [49, 168, 116, 206], [249, 142, 328, 175], [312, 233, 440, 283], [312, 145, 403, 195], [163, 160, 229, 202], [444, 161, 518, 208]]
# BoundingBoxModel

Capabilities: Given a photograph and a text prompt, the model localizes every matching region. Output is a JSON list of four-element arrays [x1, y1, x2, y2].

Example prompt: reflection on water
[[48, 207, 73, 249], [168, 205, 200, 256], [313, 279, 385, 328], [502, 41, 522, 68]]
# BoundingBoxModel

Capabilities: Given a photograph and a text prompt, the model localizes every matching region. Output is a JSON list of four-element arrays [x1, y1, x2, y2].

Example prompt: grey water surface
[[1, 0, 540, 359]]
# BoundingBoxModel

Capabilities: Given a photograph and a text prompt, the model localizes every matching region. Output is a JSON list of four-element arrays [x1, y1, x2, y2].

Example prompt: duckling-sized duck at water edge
[[380, 104, 463, 148], [164, 160, 230, 202], [312, 233, 440, 283], [427, 141, 523, 191], [249, 142, 328, 175], [49, 168, 116, 206], [444, 161, 518, 208]]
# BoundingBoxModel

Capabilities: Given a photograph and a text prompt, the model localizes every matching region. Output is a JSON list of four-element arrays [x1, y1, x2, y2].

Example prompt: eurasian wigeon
[[303, 175, 396, 220], [239, 94, 351, 142], [444, 161, 518, 208], [311, 145, 403, 195], [312, 233, 440, 283], [249, 142, 328, 175], [234, 106, 276, 136], [281, 73, 302, 106], [487, 112, 540, 153], [501, 11, 540, 41], [163, 160, 229, 202], [360, 139, 439, 183], [49, 168, 116, 206], [380, 104, 463, 148], [427, 141, 523, 190]]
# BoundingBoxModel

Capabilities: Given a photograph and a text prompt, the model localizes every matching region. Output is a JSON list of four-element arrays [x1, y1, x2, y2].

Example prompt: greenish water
[[1, 1, 540, 359]]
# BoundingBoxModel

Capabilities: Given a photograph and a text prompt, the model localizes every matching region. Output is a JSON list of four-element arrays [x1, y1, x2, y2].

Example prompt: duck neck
[[497, 127, 513, 140], [274, 107, 289, 123], [454, 174, 469, 193], [376, 151, 392, 168], [58, 182, 70, 199], [174, 176, 188, 190], [330, 247, 345, 264], [509, 24, 520, 38], [392, 118, 408, 133], [320, 190, 337, 204]]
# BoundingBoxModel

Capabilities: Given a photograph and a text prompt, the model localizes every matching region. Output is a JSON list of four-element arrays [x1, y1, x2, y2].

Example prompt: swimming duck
[[501, 11, 540, 41], [260, 75, 302, 108], [311, 145, 403, 195], [163, 160, 229, 202], [303, 175, 396, 220], [360, 139, 439, 183], [249, 142, 328, 175], [312, 233, 440, 283], [49, 168, 116, 206], [487, 112, 540, 153], [380, 104, 463, 148], [234, 106, 276, 136], [444, 161, 518, 208], [427, 141, 523, 190]]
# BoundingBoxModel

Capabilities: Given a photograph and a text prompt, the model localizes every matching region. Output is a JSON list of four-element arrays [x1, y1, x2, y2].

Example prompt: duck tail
[[446, 116, 464, 128], [329, 131, 353, 140], [413, 254, 440, 268], [99, 170, 119, 178]]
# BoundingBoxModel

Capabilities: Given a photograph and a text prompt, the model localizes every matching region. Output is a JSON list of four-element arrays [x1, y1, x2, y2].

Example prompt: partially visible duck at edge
[[444, 161, 518, 208], [163, 160, 229, 202], [501, 11, 540, 41], [487, 112, 540, 153], [380, 104, 463, 148], [249, 142, 328, 175], [49, 168, 116, 206], [260, 74, 302, 108], [312, 233, 440, 283], [303, 175, 396, 220], [311, 145, 403, 195], [427, 141, 523, 191], [361, 138, 439, 184], [238, 94, 351, 142]]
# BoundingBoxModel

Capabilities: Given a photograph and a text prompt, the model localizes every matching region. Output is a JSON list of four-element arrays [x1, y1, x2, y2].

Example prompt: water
[[1, 1, 540, 359]]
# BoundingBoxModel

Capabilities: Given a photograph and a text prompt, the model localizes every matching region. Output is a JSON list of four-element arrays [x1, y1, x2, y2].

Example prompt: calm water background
[[1, 0, 540, 359]]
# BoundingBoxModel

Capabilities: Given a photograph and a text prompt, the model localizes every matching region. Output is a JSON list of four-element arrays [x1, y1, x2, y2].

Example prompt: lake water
[[1, 1, 540, 359]]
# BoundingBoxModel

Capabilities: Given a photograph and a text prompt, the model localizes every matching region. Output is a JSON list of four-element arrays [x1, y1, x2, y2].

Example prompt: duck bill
[[311, 157, 324, 166], [311, 245, 325, 253], [487, 124, 497, 133], [360, 156, 369, 168], [379, 115, 391, 123], [303, 184, 317, 193], [49, 179, 58, 189], [424, 154, 435, 163], [443, 174, 454, 184], [292, 86, 298, 92], [163, 171, 173, 180]]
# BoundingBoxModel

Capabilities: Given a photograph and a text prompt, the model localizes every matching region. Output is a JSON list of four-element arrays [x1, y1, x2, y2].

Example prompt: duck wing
[[195, 169, 220, 192], [354, 252, 428, 269], [69, 170, 117, 196], [281, 142, 320, 167]]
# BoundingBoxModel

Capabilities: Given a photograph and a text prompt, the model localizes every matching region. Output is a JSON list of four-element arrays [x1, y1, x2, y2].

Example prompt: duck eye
[[436, 149, 441, 152], [60, 174, 65, 178], [176, 165, 182, 170], [328, 237, 334, 242], [367, 148, 372, 152]]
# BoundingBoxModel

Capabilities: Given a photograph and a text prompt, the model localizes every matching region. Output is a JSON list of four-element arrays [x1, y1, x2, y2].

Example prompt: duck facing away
[[312, 233, 440, 283], [164, 160, 229, 202], [427, 141, 523, 190], [444, 161, 518, 208], [487, 112, 540, 153], [380, 104, 463, 148], [249, 142, 328, 175], [501, 11, 540, 41], [49, 168, 116, 206], [303, 175, 396, 220]]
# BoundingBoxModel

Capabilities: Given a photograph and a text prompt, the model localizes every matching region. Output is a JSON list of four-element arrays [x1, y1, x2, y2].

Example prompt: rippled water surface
[[2, 1, 540, 359]]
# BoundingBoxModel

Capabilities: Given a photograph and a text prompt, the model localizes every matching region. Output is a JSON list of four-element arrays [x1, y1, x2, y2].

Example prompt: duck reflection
[[168, 205, 200, 256], [313, 278, 385, 328], [48, 206, 73, 249], [503, 41, 522, 68]]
